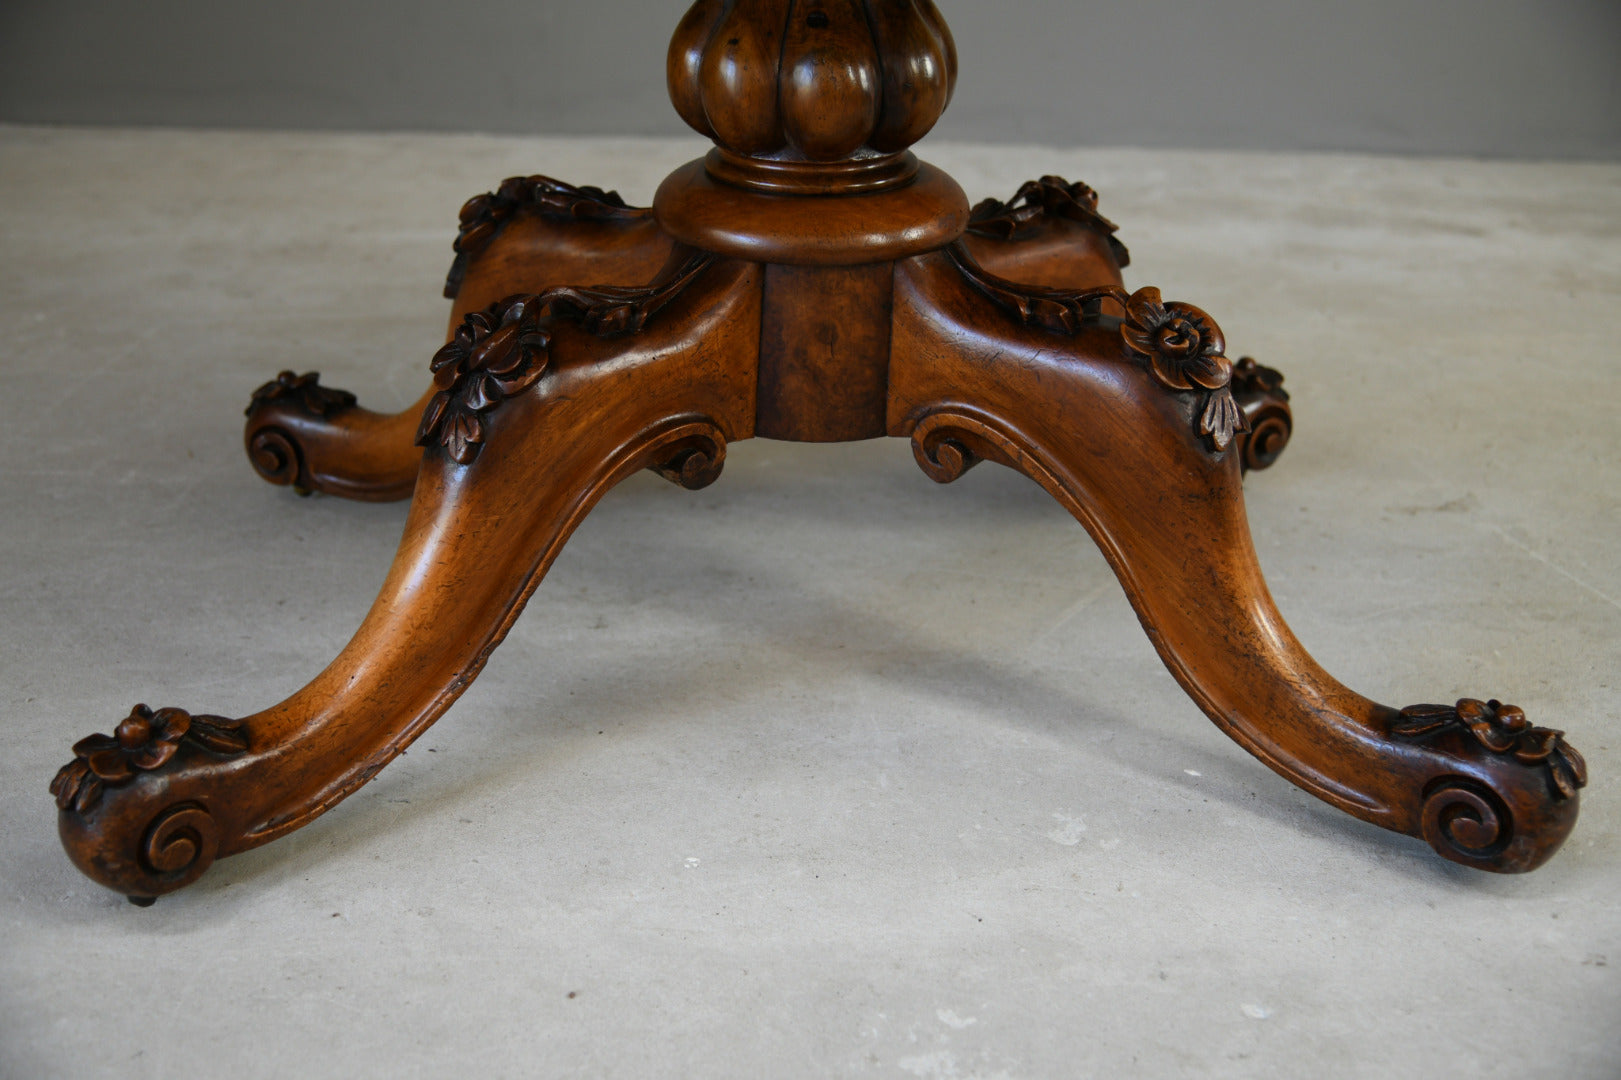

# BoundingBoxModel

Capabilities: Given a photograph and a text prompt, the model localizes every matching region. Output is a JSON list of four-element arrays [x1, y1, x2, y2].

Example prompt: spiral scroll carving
[[1241, 408, 1292, 472], [1420, 780, 1510, 860], [140, 802, 222, 884], [247, 426, 307, 492], [913, 432, 977, 484], [651, 429, 728, 491]]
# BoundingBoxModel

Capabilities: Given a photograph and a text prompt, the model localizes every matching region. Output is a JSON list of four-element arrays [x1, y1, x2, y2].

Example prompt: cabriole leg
[[54, 251, 760, 902], [887, 245, 1583, 873]]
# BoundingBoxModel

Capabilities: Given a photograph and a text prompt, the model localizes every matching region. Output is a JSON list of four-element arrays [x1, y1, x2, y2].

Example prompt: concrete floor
[[1, 127, 1617, 1079]]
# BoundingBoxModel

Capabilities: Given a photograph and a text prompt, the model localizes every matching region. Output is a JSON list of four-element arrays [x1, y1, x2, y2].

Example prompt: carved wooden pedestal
[[52, 0, 1584, 905]]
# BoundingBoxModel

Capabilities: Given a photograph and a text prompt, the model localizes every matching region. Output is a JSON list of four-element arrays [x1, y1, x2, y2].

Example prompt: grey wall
[[2, 1, 1617, 160]]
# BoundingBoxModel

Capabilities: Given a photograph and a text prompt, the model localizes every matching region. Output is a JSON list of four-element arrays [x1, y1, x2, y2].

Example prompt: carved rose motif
[[1394, 698, 1587, 800], [245, 370, 357, 419], [416, 297, 554, 466], [51, 705, 248, 814], [1121, 287, 1248, 452]]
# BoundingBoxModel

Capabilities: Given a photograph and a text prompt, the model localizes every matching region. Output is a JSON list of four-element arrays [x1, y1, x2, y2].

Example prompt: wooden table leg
[[888, 244, 1583, 873], [53, 251, 761, 903], [242, 178, 674, 502]]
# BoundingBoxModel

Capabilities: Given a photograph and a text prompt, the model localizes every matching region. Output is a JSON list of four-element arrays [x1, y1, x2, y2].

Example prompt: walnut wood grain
[[756, 261, 893, 441]]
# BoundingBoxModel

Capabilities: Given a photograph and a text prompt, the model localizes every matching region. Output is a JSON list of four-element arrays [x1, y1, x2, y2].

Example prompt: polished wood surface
[[54, 0, 1584, 905]]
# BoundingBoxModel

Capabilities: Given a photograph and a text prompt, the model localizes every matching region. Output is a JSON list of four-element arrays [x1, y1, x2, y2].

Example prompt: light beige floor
[[1, 127, 1617, 1079]]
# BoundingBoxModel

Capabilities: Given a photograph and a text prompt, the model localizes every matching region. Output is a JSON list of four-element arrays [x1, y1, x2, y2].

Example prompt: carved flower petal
[[455, 221, 495, 255], [1125, 287, 1166, 331], [417, 392, 452, 445], [1148, 353, 1195, 391], [1466, 721, 1517, 754], [1558, 742, 1587, 788], [50, 759, 89, 810], [432, 361, 466, 392], [1548, 755, 1578, 800], [494, 361, 546, 397], [1121, 327, 1155, 358], [86, 748, 134, 783], [1455, 698, 1490, 724], [1511, 728, 1560, 764], [1186, 308, 1225, 358], [468, 322, 520, 373], [1495, 703, 1529, 732], [131, 741, 178, 771], [446, 412, 485, 466], [483, 337, 536, 378], [458, 194, 494, 226], [74, 776, 105, 813], [153, 707, 191, 741], [71, 732, 118, 758], [463, 373, 503, 413], [1186, 352, 1234, 391]]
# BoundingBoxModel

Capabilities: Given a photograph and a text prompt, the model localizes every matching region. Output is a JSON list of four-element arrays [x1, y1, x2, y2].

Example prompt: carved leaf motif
[[1199, 389, 1245, 451], [417, 251, 715, 466], [1393, 698, 1587, 802], [443, 176, 645, 299], [189, 715, 249, 755], [1391, 703, 1457, 737], [245, 371, 358, 420], [967, 176, 1131, 268]]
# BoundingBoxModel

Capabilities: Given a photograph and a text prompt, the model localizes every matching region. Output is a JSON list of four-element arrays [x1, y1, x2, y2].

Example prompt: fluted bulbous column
[[667, 0, 957, 194]]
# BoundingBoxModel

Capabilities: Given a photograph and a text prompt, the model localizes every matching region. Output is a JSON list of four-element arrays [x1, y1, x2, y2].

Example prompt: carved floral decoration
[[417, 295, 554, 465], [444, 175, 644, 298], [418, 252, 716, 465], [1231, 355, 1289, 402], [1394, 698, 1587, 800], [1121, 287, 1248, 452], [967, 175, 1131, 267], [51, 705, 248, 814], [245, 370, 357, 419]]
